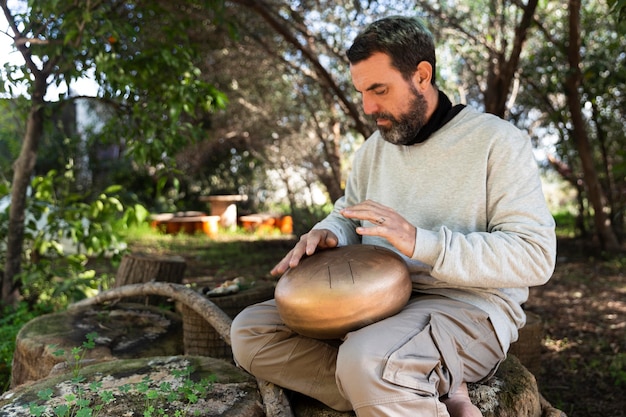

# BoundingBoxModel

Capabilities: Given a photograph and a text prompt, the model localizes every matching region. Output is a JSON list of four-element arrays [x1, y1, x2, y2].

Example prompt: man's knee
[[230, 306, 256, 371], [230, 300, 291, 372], [335, 334, 384, 395]]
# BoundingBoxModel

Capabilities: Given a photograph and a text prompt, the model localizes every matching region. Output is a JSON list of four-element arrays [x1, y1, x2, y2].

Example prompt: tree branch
[[232, 0, 371, 137]]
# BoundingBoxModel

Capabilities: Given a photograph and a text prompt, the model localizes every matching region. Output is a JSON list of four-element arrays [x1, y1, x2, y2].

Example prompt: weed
[[609, 353, 626, 387]]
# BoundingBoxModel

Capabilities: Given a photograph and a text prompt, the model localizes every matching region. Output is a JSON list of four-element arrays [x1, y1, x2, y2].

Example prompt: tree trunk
[[2, 90, 46, 306], [484, 0, 539, 117], [564, 0, 621, 250], [114, 253, 187, 287]]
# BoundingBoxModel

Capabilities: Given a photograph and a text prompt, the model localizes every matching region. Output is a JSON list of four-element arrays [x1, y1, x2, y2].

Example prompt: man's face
[[350, 52, 428, 145]]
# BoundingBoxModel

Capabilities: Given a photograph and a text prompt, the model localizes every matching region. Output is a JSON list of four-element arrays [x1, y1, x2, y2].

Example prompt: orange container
[[201, 216, 220, 238], [278, 215, 293, 234]]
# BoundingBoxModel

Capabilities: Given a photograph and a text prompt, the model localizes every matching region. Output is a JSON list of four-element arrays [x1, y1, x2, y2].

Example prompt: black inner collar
[[406, 90, 465, 145]]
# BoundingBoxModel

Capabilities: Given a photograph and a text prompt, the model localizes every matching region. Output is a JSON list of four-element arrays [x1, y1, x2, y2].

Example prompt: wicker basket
[[182, 282, 275, 360]]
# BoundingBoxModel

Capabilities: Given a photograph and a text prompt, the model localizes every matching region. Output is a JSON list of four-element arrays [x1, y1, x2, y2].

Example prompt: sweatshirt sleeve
[[412, 128, 557, 289], [312, 196, 362, 246]]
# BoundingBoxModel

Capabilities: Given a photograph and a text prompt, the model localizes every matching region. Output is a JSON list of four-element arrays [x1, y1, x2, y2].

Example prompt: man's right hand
[[270, 229, 339, 276]]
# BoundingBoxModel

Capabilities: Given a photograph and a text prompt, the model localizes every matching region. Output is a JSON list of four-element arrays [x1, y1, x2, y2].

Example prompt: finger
[[322, 231, 339, 248], [343, 209, 391, 228], [274, 233, 319, 274], [289, 244, 309, 268], [271, 230, 337, 275], [372, 215, 388, 226], [272, 246, 306, 275], [341, 200, 390, 222], [304, 236, 321, 256], [270, 254, 292, 276]]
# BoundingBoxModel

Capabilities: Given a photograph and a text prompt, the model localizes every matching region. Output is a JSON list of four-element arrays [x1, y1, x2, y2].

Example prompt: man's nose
[[362, 95, 378, 115]]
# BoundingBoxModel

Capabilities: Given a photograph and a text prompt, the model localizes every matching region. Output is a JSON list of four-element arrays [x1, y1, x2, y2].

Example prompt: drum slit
[[327, 266, 332, 288], [348, 262, 355, 284]]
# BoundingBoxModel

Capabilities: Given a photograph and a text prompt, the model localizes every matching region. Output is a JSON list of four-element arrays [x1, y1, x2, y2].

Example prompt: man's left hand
[[340, 199, 416, 258]]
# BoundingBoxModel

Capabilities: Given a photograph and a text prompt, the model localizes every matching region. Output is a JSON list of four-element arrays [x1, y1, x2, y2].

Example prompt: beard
[[373, 86, 428, 146]]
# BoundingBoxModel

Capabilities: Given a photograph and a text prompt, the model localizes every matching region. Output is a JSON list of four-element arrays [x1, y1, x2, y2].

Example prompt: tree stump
[[114, 252, 187, 305], [290, 355, 566, 417], [0, 356, 263, 417], [10, 303, 183, 388]]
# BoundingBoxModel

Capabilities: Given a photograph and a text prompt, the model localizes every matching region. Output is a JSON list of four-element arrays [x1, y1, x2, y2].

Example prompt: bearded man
[[231, 16, 556, 417]]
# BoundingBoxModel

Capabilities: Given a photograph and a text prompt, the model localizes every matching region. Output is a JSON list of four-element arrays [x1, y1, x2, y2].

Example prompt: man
[[231, 16, 556, 417]]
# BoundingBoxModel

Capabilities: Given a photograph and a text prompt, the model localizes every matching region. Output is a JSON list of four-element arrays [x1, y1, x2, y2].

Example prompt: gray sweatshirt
[[313, 106, 557, 352]]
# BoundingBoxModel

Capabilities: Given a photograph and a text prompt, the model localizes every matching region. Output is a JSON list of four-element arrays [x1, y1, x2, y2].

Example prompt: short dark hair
[[347, 16, 436, 85]]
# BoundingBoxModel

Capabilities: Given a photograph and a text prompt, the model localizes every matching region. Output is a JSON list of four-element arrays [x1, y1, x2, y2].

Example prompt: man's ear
[[413, 61, 433, 89]]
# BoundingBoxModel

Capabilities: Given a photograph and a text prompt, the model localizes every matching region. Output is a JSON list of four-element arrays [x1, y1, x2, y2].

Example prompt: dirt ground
[[524, 238, 626, 417]]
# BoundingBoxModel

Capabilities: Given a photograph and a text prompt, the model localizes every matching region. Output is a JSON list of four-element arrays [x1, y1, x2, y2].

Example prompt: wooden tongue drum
[[275, 244, 412, 339]]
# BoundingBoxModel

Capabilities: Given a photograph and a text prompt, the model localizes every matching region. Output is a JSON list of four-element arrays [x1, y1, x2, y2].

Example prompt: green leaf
[[75, 407, 93, 417], [53, 404, 70, 417], [37, 388, 54, 400], [28, 403, 47, 417]]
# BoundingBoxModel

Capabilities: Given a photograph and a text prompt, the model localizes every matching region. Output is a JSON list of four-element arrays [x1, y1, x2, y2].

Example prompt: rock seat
[[0, 356, 263, 416]]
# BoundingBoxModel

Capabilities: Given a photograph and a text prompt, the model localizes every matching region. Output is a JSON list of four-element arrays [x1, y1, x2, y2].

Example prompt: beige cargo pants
[[230, 295, 505, 417]]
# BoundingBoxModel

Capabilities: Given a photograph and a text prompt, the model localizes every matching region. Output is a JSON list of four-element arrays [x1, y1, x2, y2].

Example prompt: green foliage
[[552, 209, 579, 238], [1, 0, 231, 304], [0, 163, 149, 308], [608, 0, 626, 25], [80, 1, 230, 167], [513, 1, 626, 241], [29, 333, 115, 417]]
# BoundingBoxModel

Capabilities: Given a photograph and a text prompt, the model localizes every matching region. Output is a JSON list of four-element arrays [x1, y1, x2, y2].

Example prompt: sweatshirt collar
[[406, 90, 465, 145]]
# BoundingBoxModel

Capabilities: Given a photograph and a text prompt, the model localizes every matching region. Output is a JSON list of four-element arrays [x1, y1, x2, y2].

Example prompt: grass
[[119, 225, 296, 286], [553, 208, 580, 239]]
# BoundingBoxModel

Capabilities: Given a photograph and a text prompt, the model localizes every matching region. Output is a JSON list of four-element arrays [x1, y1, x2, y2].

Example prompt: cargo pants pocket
[[381, 313, 462, 398]]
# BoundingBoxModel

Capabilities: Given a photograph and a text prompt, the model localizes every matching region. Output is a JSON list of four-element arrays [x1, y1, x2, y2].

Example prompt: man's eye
[[374, 89, 387, 95]]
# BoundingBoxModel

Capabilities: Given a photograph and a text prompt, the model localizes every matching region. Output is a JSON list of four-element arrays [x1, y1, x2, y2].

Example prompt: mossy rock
[[468, 355, 541, 417], [0, 355, 263, 417]]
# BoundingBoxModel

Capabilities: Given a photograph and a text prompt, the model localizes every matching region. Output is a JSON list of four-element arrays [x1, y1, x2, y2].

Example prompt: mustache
[[372, 112, 396, 122]]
